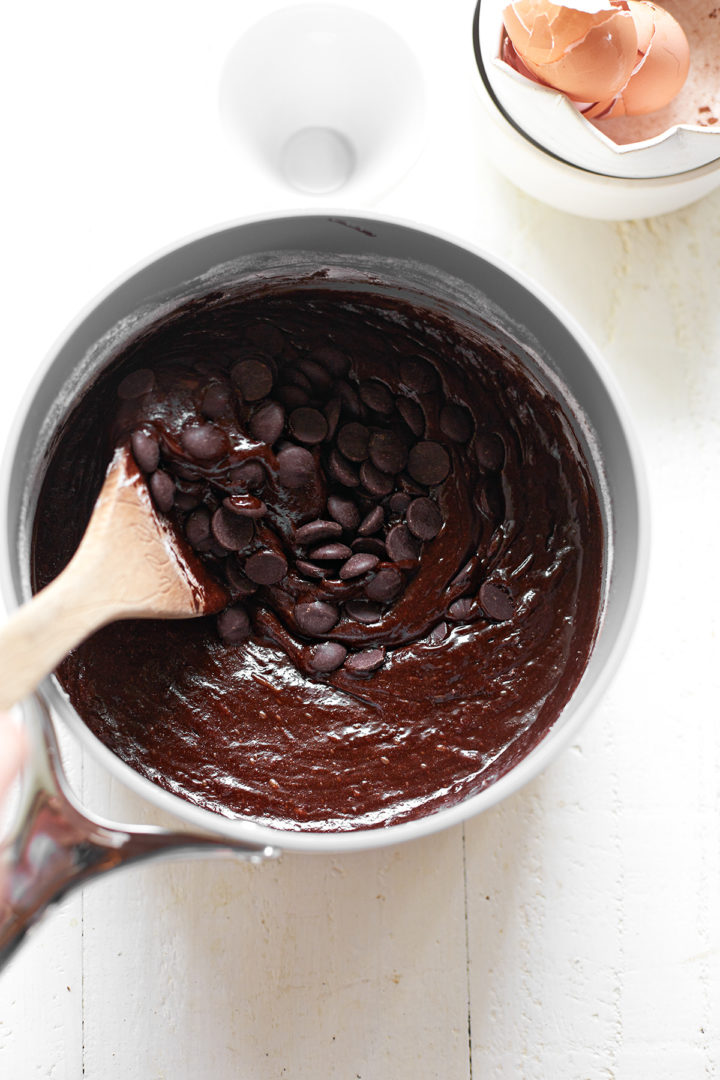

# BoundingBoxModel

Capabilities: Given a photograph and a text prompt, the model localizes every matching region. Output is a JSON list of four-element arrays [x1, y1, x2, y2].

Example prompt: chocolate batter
[[32, 280, 604, 831]]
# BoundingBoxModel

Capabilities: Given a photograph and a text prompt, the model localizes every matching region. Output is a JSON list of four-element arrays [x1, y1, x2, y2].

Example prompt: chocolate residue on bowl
[[32, 281, 604, 831]]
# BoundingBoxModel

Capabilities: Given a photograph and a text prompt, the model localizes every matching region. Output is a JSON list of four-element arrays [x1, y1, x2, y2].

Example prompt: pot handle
[[0, 696, 278, 972]]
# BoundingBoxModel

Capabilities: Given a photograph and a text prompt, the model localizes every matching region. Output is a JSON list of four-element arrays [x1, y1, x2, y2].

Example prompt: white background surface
[[1, 1, 720, 1077]]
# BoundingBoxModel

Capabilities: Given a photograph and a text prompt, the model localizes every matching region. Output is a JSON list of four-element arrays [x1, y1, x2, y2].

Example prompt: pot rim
[[0, 208, 650, 853]]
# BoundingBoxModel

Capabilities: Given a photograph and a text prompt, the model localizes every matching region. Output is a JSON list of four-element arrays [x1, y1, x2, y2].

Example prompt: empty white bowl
[[219, 4, 427, 204]]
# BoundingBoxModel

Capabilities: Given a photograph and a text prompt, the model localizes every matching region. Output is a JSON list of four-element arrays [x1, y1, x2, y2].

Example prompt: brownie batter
[[32, 280, 604, 831]]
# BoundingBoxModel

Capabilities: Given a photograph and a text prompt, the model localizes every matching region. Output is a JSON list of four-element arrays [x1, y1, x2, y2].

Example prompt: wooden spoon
[[0, 445, 228, 710]]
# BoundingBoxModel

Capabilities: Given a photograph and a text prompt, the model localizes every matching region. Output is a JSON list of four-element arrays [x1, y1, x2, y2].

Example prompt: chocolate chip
[[174, 490, 201, 512], [479, 581, 515, 621], [448, 597, 474, 621], [194, 537, 216, 554], [201, 383, 233, 420], [328, 448, 360, 488], [277, 445, 316, 489], [297, 358, 333, 392], [295, 519, 343, 546], [289, 407, 328, 445], [365, 567, 403, 602], [385, 524, 421, 562], [358, 379, 394, 415], [181, 423, 227, 460], [229, 461, 265, 491], [339, 553, 379, 580], [296, 559, 328, 580], [149, 469, 175, 513], [217, 604, 251, 644], [344, 600, 384, 624], [352, 537, 387, 558], [309, 543, 353, 561], [283, 367, 313, 392], [130, 430, 160, 473], [231, 358, 273, 402], [295, 600, 339, 635], [368, 430, 408, 475], [229, 343, 277, 372], [344, 647, 385, 674], [225, 557, 258, 595], [117, 368, 155, 400], [388, 491, 412, 515], [475, 432, 505, 472], [250, 400, 285, 444], [406, 497, 443, 541], [440, 403, 474, 443], [398, 474, 427, 497], [327, 495, 360, 530], [337, 422, 370, 462], [396, 396, 425, 438], [336, 380, 363, 417], [179, 477, 204, 496], [245, 322, 286, 356], [175, 464, 202, 482], [481, 475, 504, 519], [407, 441, 451, 486], [185, 507, 212, 547], [308, 641, 347, 673], [400, 356, 438, 394], [276, 384, 311, 410], [311, 346, 350, 378], [323, 397, 341, 440], [360, 461, 394, 497], [429, 621, 449, 644], [223, 494, 267, 518], [451, 559, 475, 591], [211, 541, 232, 559], [357, 505, 384, 536], [212, 507, 254, 551], [245, 550, 288, 585]]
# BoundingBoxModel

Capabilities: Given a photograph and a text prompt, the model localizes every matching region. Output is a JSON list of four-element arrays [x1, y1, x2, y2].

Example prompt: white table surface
[[2, 1, 719, 1077]]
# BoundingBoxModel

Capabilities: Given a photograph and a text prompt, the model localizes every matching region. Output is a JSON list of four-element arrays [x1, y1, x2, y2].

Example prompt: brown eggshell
[[583, 2, 690, 118], [628, 0, 655, 53], [503, 2, 618, 64], [617, 2, 690, 116], [504, 2, 640, 102]]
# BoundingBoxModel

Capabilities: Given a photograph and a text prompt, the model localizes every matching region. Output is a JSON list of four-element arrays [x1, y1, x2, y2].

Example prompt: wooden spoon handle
[[0, 556, 119, 710], [0, 445, 227, 711]]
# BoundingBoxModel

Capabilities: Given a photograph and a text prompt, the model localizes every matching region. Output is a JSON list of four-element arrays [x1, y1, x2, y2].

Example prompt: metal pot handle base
[[0, 695, 278, 972]]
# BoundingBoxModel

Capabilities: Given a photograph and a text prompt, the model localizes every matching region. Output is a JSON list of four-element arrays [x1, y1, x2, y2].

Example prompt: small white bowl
[[219, 4, 426, 205]]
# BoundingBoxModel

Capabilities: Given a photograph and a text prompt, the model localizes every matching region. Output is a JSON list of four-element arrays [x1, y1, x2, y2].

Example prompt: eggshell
[[615, 2, 690, 115], [503, 2, 616, 63], [583, 1, 654, 116], [584, 2, 690, 117], [503, 1, 639, 101]]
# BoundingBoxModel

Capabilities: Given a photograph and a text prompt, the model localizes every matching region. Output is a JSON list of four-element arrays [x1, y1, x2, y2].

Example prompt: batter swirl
[[33, 282, 604, 830]]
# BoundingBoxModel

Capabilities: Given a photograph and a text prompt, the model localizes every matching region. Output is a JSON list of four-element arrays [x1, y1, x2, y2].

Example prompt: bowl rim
[[0, 208, 650, 853]]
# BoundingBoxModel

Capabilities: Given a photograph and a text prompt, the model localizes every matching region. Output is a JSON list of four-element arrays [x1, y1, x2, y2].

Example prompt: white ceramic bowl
[[471, 1, 720, 219], [219, 4, 426, 204]]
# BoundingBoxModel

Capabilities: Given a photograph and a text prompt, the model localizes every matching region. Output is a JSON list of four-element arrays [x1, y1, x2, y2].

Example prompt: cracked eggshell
[[476, 0, 720, 179], [503, 0, 639, 102], [590, 2, 690, 118]]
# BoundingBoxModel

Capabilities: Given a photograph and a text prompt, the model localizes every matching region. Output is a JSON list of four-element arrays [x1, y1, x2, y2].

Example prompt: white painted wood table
[[1, 1, 719, 1076]]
